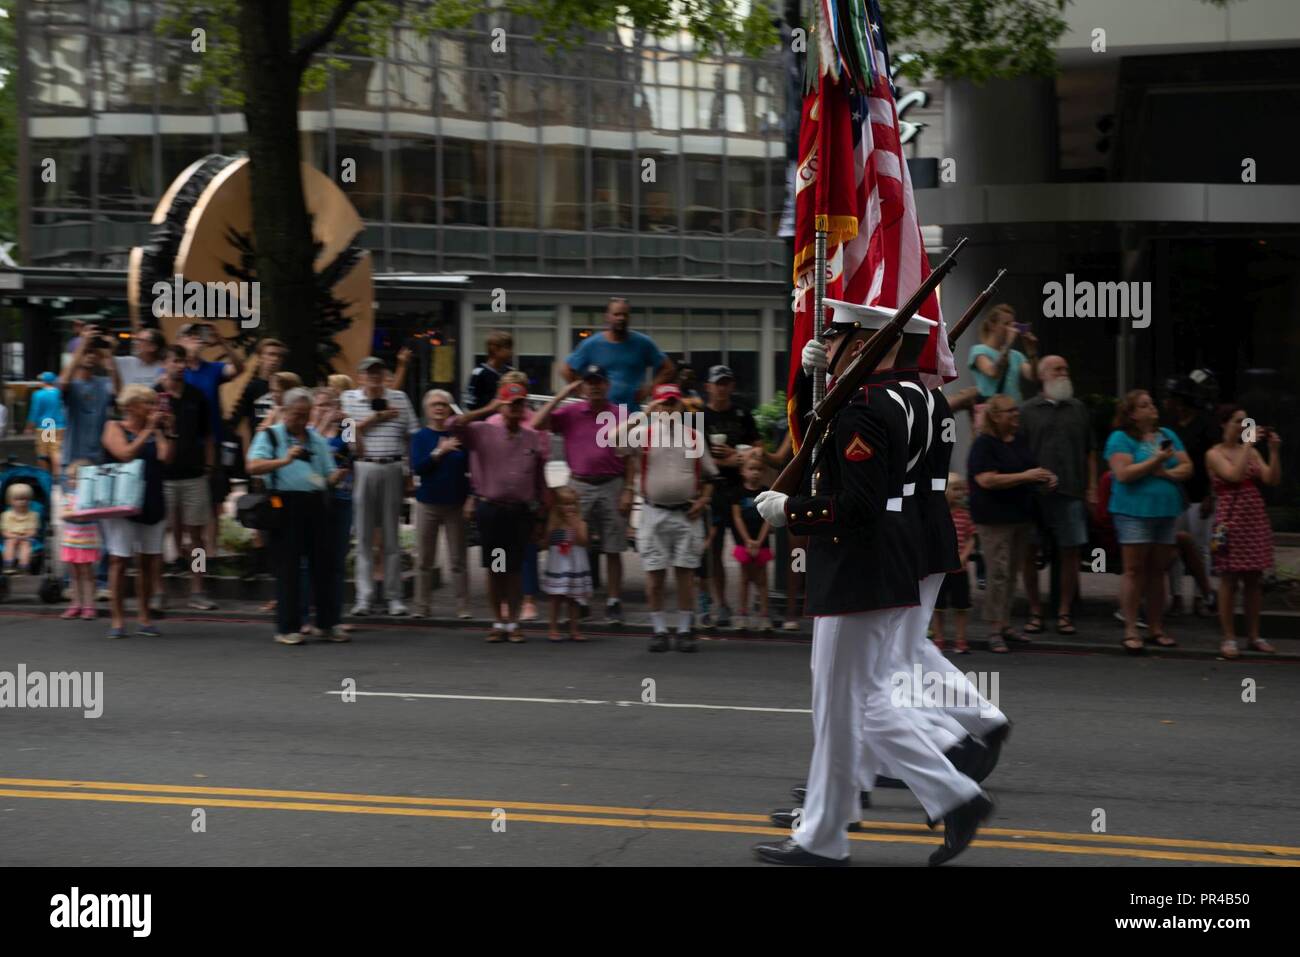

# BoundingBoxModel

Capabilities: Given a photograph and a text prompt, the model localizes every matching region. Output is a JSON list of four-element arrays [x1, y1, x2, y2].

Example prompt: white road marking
[[325, 690, 810, 714]]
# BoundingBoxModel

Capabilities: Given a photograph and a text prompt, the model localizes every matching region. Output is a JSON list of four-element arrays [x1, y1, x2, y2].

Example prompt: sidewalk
[[4, 540, 1296, 661]]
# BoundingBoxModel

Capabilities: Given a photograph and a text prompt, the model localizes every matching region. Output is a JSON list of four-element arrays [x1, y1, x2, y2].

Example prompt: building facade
[[12, 0, 793, 407]]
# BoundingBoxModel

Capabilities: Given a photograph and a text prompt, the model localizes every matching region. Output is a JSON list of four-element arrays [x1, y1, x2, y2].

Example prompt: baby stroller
[[0, 459, 63, 603]]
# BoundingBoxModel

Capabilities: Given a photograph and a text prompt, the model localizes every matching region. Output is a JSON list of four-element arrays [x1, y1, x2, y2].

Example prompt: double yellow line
[[1, 776, 1296, 865]]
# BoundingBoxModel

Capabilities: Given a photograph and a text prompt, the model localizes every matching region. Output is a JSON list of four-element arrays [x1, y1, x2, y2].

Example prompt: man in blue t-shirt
[[178, 322, 246, 546], [58, 329, 121, 467], [563, 297, 672, 410]]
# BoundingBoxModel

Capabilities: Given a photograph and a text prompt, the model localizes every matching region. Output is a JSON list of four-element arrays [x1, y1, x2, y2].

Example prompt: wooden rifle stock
[[773, 237, 969, 495], [946, 268, 1007, 350]]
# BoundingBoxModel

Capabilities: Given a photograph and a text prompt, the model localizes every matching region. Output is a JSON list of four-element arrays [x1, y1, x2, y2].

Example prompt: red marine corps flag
[[789, 0, 956, 448]]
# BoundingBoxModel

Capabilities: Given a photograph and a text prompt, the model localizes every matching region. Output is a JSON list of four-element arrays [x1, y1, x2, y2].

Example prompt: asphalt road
[[1, 610, 1297, 867]]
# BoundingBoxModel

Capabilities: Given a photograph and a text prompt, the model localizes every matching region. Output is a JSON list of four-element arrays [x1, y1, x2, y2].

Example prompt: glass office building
[[14, 0, 793, 404]]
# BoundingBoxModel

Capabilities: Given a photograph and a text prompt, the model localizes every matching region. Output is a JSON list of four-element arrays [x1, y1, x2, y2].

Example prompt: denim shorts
[[1112, 513, 1177, 546], [1037, 494, 1090, 549]]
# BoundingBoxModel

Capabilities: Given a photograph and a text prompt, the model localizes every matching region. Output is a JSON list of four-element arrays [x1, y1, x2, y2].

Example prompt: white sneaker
[[388, 601, 409, 617], [350, 603, 371, 617], [273, 633, 304, 645]]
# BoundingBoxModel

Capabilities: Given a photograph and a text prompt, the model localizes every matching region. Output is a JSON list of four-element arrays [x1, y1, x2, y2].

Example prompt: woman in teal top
[[1104, 389, 1193, 652], [968, 303, 1038, 404]]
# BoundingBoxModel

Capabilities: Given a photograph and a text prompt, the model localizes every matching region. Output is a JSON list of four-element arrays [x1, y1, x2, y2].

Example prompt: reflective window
[[31, 138, 92, 207], [443, 139, 488, 227], [96, 136, 155, 211], [390, 134, 438, 225], [541, 146, 585, 231], [28, 30, 90, 113], [334, 129, 385, 220]]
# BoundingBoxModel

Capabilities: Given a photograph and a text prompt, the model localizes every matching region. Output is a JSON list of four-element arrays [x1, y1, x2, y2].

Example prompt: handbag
[[235, 428, 285, 531], [1210, 488, 1238, 558], [70, 460, 146, 519]]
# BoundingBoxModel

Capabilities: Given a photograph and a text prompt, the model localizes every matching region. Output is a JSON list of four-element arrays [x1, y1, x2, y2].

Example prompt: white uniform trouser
[[352, 461, 405, 606], [796, 608, 981, 860], [859, 573, 1008, 790]]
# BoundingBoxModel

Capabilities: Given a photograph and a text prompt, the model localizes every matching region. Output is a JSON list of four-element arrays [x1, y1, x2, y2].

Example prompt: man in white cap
[[751, 301, 991, 867], [342, 356, 419, 617]]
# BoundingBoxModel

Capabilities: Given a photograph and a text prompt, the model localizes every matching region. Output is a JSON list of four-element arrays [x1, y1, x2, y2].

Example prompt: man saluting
[[751, 301, 992, 867]]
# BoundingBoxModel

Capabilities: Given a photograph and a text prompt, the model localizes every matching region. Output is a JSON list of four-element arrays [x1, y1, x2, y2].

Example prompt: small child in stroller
[[2, 483, 39, 574]]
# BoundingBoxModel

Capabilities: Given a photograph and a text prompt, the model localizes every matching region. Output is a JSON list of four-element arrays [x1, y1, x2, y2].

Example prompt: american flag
[[789, 3, 954, 444]]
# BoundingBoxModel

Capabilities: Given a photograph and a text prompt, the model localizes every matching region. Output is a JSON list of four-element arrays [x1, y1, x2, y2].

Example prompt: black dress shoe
[[674, 631, 697, 653], [973, 720, 1011, 782], [754, 837, 849, 867], [648, 633, 669, 652], [929, 793, 993, 866], [770, 808, 862, 832], [790, 786, 870, 809]]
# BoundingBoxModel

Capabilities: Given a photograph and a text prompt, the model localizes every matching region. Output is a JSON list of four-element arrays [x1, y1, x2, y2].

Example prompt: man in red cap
[[624, 383, 717, 652], [450, 381, 549, 641]]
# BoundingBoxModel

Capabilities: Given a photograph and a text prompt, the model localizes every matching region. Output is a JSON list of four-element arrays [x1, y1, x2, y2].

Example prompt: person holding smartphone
[[156, 345, 217, 611], [178, 321, 246, 559], [1104, 389, 1193, 652], [969, 304, 1038, 405]]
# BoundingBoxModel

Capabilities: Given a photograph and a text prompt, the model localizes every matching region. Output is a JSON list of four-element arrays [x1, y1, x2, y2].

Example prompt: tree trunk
[[237, 0, 321, 385]]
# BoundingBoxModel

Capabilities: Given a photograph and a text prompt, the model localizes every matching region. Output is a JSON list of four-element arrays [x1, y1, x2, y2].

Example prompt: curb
[[0, 603, 1295, 662]]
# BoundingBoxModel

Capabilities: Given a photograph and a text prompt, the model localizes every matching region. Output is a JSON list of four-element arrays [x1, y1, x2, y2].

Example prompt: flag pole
[[810, 227, 828, 495]]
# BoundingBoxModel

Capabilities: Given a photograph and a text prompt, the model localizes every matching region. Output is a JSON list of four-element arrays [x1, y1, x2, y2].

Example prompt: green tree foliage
[[881, 0, 1070, 84]]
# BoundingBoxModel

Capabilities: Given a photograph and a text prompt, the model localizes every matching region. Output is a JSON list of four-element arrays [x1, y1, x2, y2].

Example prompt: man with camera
[[341, 356, 419, 617], [58, 324, 121, 467], [178, 322, 246, 562]]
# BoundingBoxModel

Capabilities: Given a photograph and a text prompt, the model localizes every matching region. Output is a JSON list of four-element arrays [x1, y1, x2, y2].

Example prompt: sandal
[[1220, 639, 1240, 659], [507, 632, 527, 643], [954, 638, 971, 655], [1249, 638, 1276, 654], [988, 634, 1009, 654], [1148, 632, 1177, 648], [1121, 634, 1144, 654], [1004, 626, 1030, 644], [1055, 614, 1077, 636], [571, 633, 588, 643], [1023, 614, 1045, 634], [485, 629, 506, 643], [547, 632, 566, 643]]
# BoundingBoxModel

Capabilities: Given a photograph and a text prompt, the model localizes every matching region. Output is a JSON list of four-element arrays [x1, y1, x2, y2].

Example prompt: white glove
[[755, 490, 789, 528], [801, 338, 828, 376]]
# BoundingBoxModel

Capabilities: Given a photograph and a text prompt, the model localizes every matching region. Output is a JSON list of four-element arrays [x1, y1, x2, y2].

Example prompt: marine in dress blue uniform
[[752, 301, 992, 867]]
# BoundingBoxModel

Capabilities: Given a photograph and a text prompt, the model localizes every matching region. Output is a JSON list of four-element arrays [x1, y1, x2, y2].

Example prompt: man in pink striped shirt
[[450, 382, 549, 642]]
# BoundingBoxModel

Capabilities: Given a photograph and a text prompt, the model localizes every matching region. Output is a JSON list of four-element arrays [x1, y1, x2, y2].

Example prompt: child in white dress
[[542, 486, 592, 642]]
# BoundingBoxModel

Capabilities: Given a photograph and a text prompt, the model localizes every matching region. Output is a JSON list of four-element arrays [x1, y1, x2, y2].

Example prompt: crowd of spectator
[[2, 299, 1285, 658]]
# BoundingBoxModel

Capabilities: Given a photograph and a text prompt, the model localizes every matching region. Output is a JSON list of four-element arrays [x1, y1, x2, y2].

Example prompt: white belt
[[886, 497, 903, 512], [902, 483, 916, 496], [932, 478, 947, 491]]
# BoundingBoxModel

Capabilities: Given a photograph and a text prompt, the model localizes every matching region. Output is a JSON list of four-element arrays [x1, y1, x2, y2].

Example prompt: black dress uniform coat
[[875, 369, 933, 583], [921, 384, 961, 575], [785, 376, 920, 616]]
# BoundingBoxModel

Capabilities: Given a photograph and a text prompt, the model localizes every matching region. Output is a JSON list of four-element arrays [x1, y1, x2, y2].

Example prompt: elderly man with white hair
[[1018, 354, 1097, 637], [409, 388, 470, 619], [247, 387, 349, 645]]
